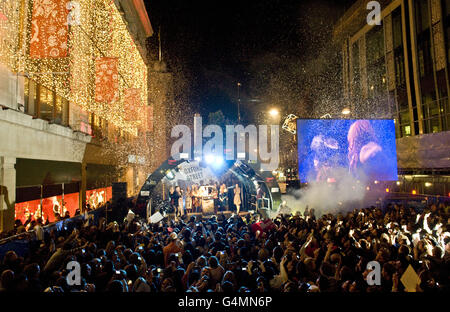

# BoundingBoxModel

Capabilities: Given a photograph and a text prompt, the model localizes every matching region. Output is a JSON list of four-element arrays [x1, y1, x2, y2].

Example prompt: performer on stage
[[219, 183, 228, 212], [175, 186, 183, 217], [185, 186, 193, 214], [256, 183, 265, 210], [168, 186, 175, 213], [192, 184, 201, 213], [234, 184, 241, 214], [212, 182, 220, 213]]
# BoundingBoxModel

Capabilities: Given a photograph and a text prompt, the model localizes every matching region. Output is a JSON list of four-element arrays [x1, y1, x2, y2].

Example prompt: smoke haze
[[282, 168, 370, 216]]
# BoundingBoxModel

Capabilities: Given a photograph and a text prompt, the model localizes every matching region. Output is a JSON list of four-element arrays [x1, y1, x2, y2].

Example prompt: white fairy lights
[[1, 0, 148, 135]]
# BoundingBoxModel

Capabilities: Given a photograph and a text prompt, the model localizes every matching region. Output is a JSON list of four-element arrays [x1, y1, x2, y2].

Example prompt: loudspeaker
[[112, 182, 127, 205]]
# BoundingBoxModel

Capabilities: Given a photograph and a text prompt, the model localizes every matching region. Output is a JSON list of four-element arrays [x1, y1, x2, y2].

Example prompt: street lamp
[[269, 108, 279, 118], [237, 82, 241, 122], [341, 107, 351, 115]]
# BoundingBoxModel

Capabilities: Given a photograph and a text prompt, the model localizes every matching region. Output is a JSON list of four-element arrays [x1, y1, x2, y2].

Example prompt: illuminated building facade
[[0, 0, 154, 231], [334, 0, 450, 195]]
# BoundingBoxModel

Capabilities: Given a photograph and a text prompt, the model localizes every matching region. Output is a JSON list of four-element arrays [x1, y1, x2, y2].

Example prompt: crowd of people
[[0, 199, 449, 293]]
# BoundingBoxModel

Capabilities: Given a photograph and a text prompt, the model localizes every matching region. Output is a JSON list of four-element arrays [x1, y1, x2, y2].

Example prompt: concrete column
[[80, 161, 87, 213], [0, 156, 16, 232]]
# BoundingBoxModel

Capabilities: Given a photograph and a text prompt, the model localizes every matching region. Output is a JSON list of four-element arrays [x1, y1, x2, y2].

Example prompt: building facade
[[334, 0, 450, 195], [0, 0, 155, 231], [147, 60, 173, 173]]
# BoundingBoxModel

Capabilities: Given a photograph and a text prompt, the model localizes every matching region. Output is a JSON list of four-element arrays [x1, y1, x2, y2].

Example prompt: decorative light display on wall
[[0, 0, 148, 135]]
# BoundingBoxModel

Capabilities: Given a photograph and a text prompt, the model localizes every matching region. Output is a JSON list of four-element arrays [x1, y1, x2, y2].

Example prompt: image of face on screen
[[310, 134, 340, 182], [297, 119, 397, 183], [347, 120, 386, 180]]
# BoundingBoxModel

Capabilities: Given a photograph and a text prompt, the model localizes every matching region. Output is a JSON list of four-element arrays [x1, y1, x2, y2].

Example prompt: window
[[393, 8, 403, 49], [415, 0, 430, 33], [366, 26, 387, 100], [39, 85, 54, 121], [24, 79, 69, 125], [415, 0, 437, 134], [445, 0, 450, 66], [91, 114, 105, 139], [55, 94, 63, 124], [415, 0, 433, 78], [399, 110, 411, 136], [365, 25, 387, 117], [393, 8, 405, 87], [422, 97, 442, 133], [391, 7, 412, 137], [23, 77, 37, 116]]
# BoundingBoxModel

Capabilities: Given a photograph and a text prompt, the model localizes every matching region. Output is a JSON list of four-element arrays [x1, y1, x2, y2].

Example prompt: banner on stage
[[163, 161, 217, 185]]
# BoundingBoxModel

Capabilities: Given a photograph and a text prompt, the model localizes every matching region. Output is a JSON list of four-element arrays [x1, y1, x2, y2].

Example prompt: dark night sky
[[144, 0, 356, 123]]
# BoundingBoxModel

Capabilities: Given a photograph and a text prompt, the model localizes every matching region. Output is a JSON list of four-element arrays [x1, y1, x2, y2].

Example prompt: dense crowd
[[0, 201, 449, 293]]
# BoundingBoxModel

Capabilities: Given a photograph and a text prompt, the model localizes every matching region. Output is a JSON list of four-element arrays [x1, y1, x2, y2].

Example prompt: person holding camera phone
[[163, 232, 183, 266]]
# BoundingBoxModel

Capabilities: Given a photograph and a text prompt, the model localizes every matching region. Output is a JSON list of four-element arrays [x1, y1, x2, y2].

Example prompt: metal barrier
[[381, 192, 450, 211]]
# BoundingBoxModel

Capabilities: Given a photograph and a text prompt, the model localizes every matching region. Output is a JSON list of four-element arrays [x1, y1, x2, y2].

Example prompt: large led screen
[[297, 119, 398, 183]]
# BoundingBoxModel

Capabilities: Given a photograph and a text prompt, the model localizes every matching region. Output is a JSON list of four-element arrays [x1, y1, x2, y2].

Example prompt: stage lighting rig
[[282, 114, 299, 134]]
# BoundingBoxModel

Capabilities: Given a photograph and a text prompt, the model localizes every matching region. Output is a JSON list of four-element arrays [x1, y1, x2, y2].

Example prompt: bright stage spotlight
[[205, 154, 215, 164], [214, 155, 224, 166], [165, 169, 175, 180]]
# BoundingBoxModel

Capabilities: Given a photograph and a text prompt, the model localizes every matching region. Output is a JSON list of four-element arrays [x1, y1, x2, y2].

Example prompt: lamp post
[[269, 108, 279, 118], [237, 82, 241, 123], [267, 108, 281, 125], [341, 107, 351, 117]]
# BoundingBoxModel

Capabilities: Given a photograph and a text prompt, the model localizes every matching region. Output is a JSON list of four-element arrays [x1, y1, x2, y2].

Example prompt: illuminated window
[[24, 77, 37, 116], [39, 85, 54, 121], [399, 110, 411, 136], [404, 125, 411, 135], [55, 95, 63, 124]]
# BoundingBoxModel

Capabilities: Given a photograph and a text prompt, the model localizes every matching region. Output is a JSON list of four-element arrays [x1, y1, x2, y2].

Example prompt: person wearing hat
[[163, 232, 183, 266]]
